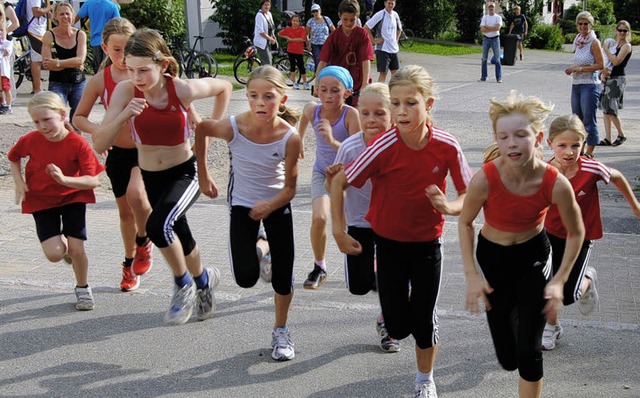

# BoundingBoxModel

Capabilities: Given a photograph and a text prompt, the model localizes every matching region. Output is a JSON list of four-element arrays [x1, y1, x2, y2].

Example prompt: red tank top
[[129, 76, 190, 146], [101, 65, 117, 109], [482, 160, 558, 233]]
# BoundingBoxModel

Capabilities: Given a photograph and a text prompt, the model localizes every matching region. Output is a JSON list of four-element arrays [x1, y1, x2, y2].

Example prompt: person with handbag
[[253, 0, 278, 66]]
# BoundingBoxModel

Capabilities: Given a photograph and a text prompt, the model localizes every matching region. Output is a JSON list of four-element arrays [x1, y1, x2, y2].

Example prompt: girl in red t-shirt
[[8, 92, 104, 311], [277, 15, 310, 90], [542, 114, 640, 350]]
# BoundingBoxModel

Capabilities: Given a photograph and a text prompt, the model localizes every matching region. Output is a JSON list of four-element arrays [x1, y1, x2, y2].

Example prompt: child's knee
[[311, 212, 328, 228]]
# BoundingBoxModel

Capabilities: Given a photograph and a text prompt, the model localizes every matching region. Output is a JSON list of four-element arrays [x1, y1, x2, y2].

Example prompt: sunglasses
[[617, 29, 628, 33], [312, 10, 319, 13], [577, 22, 590, 26]]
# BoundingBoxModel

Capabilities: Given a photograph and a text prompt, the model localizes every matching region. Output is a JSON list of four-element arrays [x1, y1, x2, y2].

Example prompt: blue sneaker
[[196, 267, 220, 320], [164, 282, 196, 326]]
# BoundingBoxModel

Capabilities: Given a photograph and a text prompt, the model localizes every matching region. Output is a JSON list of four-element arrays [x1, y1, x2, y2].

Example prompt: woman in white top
[[253, 0, 278, 66]]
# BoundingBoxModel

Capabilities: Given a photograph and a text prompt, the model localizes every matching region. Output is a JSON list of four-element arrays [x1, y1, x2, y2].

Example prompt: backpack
[[12, 0, 42, 38]]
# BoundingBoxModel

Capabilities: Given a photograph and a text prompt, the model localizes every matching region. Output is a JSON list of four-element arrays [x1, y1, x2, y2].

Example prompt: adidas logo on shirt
[[578, 191, 587, 197], [432, 166, 440, 173], [170, 106, 177, 111], [272, 152, 280, 157]]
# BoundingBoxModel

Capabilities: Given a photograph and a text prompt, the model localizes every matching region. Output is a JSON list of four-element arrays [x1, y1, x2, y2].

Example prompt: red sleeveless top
[[101, 65, 117, 109]]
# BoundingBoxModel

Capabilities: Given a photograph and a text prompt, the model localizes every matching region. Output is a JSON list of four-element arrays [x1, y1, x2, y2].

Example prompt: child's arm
[[330, 170, 362, 255], [345, 107, 361, 136], [297, 102, 315, 159], [324, 162, 343, 192], [249, 132, 302, 220], [610, 168, 640, 218], [545, 175, 585, 318], [180, 77, 232, 121], [9, 159, 28, 205], [94, 81, 141, 153], [72, 72, 103, 135], [195, 118, 234, 198], [425, 185, 467, 216], [458, 170, 493, 313], [46, 164, 100, 190], [360, 60, 370, 93]]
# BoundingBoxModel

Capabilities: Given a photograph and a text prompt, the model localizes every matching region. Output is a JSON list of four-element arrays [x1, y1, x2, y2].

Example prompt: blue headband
[[317, 66, 353, 91]]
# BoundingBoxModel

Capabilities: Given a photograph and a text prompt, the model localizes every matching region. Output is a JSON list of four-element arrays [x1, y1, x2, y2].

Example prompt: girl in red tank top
[[459, 92, 585, 397], [94, 28, 233, 326], [73, 18, 154, 292]]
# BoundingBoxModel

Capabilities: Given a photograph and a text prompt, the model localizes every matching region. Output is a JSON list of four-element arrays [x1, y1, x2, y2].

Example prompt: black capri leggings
[[476, 231, 551, 382], [375, 233, 442, 349], [548, 233, 593, 305], [344, 226, 376, 295], [287, 52, 306, 74], [229, 204, 295, 295], [140, 156, 200, 256]]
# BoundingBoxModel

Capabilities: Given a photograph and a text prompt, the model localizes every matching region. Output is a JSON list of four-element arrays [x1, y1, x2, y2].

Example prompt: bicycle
[[233, 37, 315, 86], [399, 28, 415, 48], [13, 38, 32, 89], [169, 35, 218, 79]]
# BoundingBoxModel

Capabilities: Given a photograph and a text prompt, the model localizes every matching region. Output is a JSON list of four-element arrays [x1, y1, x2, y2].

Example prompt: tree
[[395, 0, 455, 38], [564, 0, 616, 25], [120, 0, 186, 39], [454, 0, 483, 43]]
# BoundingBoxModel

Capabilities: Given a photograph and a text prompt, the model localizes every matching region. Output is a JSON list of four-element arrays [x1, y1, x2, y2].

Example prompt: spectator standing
[[364, 0, 401, 83], [26, 0, 52, 94], [278, 14, 310, 90], [508, 6, 527, 61], [253, 0, 277, 67], [76, 0, 120, 73], [305, 3, 334, 79], [0, 4, 13, 114], [479, 2, 502, 83]]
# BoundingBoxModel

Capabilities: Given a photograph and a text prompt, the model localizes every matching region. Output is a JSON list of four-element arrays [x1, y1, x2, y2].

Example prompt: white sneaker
[[271, 327, 295, 361], [578, 266, 599, 315], [75, 286, 95, 311], [303, 82, 310, 90], [164, 282, 196, 326], [196, 267, 220, 320], [293, 83, 300, 90], [414, 381, 437, 398], [541, 322, 563, 350], [259, 253, 272, 283]]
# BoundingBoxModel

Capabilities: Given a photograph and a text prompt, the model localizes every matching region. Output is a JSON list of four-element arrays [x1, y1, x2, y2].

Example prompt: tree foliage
[[564, 0, 616, 26], [454, 0, 483, 43], [120, 0, 186, 38]]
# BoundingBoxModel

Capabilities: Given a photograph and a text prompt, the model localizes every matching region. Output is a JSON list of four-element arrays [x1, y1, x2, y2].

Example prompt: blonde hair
[[247, 65, 300, 125], [388, 65, 436, 123], [548, 114, 587, 143], [28, 91, 68, 115], [52, 2, 75, 25], [576, 11, 594, 25], [489, 91, 553, 136], [101, 18, 136, 68], [359, 82, 390, 106], [125, 28, 179, 77], [617, 20, 632, 41]]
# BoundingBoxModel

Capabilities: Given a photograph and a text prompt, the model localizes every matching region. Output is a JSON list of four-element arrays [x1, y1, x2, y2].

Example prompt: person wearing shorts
[[26, 0, 52, 93], [365, 0, 401, 83]]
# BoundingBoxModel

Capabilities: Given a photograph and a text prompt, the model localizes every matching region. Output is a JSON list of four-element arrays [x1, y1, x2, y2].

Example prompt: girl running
[[331, 65, 472, 398], [94, 28, 232, 326], [73, 18, 153, 292], [326, 82, 399, 353], [298, 65, 360, 289], [542, 114, 640, 350], [459, 92, 585, 398], [195, 65, 301, 361], [8, 92, 104, 311]]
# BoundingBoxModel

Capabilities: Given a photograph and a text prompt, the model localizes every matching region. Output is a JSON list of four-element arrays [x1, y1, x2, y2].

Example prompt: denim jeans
[[48, 79, 87, 123], [571, 84, 601, 146], [311, 43, 323, 72], [481, 36, 502, 81]]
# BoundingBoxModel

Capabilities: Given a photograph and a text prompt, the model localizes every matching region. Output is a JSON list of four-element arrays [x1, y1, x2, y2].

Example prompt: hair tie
[[153, 51, 161, 61]]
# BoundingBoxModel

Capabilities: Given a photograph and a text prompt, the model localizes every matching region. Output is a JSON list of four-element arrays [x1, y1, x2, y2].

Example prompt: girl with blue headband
[[298, 65, 361, 290]]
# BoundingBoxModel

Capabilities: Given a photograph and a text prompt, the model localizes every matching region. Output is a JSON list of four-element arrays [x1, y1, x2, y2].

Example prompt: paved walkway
[[0, 48, 639, 397]]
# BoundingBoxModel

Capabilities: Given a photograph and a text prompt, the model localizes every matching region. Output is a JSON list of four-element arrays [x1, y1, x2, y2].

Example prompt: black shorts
[[548, 233, 593, 305], [375, 50, 400, 73], [32, 202, 87, 242], [344, 226, 376, 295], [105, 146, 139, 198]]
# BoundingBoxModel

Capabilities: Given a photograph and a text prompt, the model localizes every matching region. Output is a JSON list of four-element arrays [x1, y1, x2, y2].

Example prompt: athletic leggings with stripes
[[476, 231, 551, 382], [140, 156, 200, 256]]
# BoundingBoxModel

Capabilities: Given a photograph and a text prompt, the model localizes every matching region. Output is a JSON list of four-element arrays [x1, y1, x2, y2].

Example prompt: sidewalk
[[0, 48, 638, 397]]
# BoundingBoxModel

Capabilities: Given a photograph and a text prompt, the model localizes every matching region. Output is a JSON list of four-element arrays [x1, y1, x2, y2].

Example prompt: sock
[[135, 235, 149, 247], [76, 285, 89, 289], [194, 270, 209, 289], [314, 259, 326, 271], [124, 257, 134, 267], [174, 272, 193, 288], [415, 370, 434, 385]]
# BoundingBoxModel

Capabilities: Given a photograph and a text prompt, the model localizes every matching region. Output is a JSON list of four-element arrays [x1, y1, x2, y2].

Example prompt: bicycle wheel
[[234, 57, 261, 85], [186, 53, 214, 79], [301, 50, 315, 84], [275, 57, 295, 87], [13, 57, 25, 89], [208, 53, 219, 78], [399, 29, 415, 48]]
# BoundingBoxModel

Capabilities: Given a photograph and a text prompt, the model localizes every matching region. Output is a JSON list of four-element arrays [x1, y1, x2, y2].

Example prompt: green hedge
[[528, 24, 564, 50]]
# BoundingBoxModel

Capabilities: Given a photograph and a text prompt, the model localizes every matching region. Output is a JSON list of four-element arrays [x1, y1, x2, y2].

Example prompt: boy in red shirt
[[278, 14, 310, 90]]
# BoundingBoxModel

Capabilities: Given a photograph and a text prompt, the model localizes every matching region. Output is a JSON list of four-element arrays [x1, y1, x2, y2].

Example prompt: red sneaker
[[132, 239, 153, 276], [120, 263, 140, 291]]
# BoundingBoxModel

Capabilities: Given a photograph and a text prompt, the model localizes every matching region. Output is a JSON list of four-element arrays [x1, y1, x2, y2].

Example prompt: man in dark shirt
[[508, 6, 528, 60]]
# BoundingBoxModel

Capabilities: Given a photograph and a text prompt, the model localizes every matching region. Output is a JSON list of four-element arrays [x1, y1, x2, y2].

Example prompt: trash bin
[[501, 33, 518, 66]]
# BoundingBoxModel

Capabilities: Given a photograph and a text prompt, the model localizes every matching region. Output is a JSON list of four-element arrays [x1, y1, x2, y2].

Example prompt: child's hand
[[316, 119, 334, 146], [325, 162, 343, 178], [197, 170, 218, 199], [425, 185, 451, 214], [299, 146, 305, 160], [125, 98, 148, 119], [543, 280, 564, 320], [250, 200, 273, 221], [333, 230, 362, 255], [46, 163, 66, 185], [14, 181, 28, 204], [465, 273, 493, 313]]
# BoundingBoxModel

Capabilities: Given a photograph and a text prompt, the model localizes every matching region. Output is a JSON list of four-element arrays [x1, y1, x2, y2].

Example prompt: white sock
[[415, 369, 433, 385]]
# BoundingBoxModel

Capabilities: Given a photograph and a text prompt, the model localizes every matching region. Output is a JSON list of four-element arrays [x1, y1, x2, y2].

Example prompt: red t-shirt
[[280, 26, 306, 54], [545, 157, 610, 240], [7, 130, 105, 214], [345, 126, 472, 242], [482, 160, 558, 233], [319, 25, 374, 94]]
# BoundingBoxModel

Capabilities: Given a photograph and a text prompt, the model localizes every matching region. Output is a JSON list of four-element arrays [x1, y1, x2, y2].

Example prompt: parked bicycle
[[169, 35, 218, 79], [233, 37, 315, 86], [13, 38, 32, 89], [399, 28, 415, 48]]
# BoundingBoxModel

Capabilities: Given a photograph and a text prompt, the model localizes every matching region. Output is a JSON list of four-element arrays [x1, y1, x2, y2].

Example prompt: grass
[[213, 53, 237, 77], [400, 41, 482, 56]]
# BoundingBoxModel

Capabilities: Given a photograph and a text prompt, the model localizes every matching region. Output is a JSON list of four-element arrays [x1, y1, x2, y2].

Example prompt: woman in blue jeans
[[306, 4, 334, 77], [564, 11, 604, 158], [41, 2, 87, 128]]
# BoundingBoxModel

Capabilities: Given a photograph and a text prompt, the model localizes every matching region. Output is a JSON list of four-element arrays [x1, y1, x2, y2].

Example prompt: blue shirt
[[77, 0, 120, 46]]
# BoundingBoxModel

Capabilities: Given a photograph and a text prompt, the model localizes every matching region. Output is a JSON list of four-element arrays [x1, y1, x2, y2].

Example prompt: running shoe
[[414, 381, 438, 398], [376, 316, 400, 353], [303, 82, 310, 90], [303, 264, 327, 289], [196, 267, 220, 320], [541, 322, 563, 350], [164, 282, 196, 326], [259, 253, 272, 283], [132, 239, 153, 276], [578, 266, 599, 315], [293, 82, 300, 90], [271, 327, 295, 361], [75, 286, 95, 311], [120, 263, 140, 291]]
